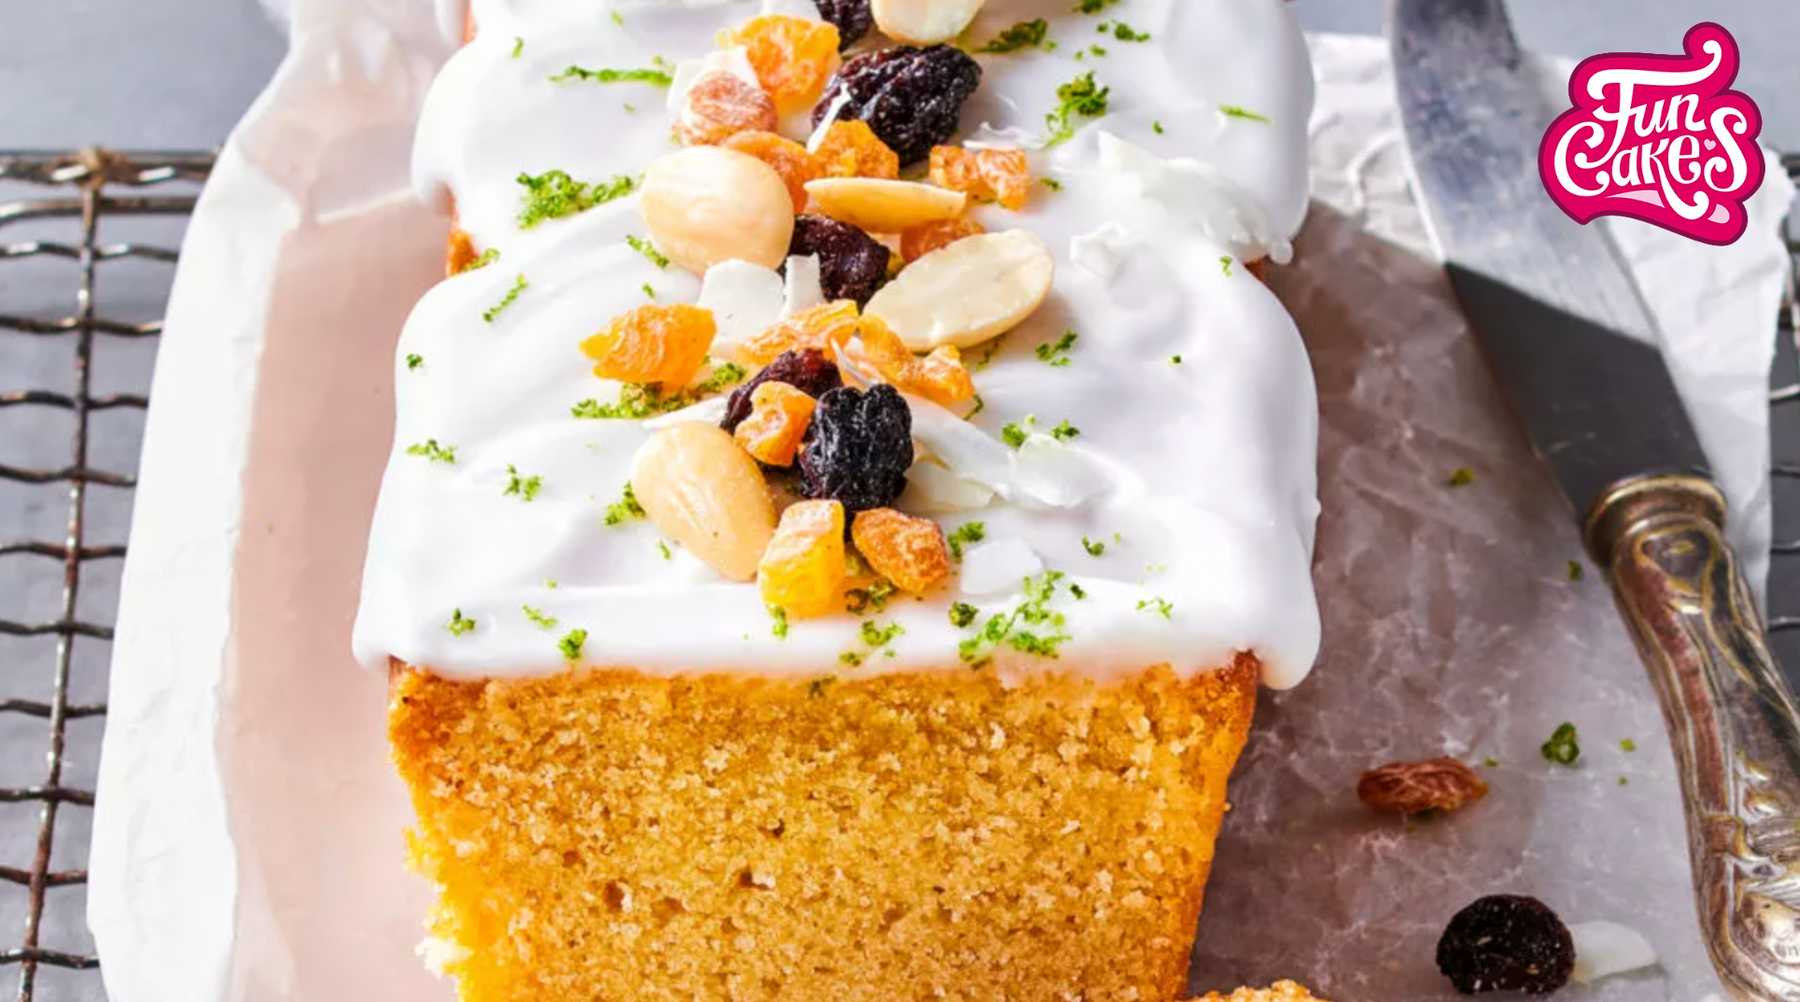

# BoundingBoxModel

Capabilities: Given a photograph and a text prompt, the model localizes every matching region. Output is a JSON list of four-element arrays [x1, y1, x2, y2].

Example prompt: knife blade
[[1390, 2, 1800, 1000]]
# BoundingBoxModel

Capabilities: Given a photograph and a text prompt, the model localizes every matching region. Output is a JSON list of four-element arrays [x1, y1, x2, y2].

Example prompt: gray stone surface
[[0, 2, 1792, 999]]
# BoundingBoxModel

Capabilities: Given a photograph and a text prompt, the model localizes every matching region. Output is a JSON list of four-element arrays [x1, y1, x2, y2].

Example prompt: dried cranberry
[[721, 349, 843, 433], [1436, 895, 1574, 995], [788, 214, 891, 307], [813, 0, 872, 50], [813, 45, 982, 164], [798, 384, 913, 514]]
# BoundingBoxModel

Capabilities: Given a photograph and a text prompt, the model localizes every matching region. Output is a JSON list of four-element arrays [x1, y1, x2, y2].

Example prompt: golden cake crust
[[1193, 982, 1331, 1002], [390, 656, 1259, 1002]]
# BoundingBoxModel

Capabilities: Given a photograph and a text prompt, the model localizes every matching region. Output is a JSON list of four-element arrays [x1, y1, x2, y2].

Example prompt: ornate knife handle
[[1588, 475, 1800, 1002]]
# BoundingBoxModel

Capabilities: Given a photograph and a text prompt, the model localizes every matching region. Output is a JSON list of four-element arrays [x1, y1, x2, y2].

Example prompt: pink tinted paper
[[88, 9, 1794, 1002]]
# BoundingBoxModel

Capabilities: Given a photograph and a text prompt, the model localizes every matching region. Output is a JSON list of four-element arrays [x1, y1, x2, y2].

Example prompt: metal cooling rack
[[0, 148, 1790, 1002]]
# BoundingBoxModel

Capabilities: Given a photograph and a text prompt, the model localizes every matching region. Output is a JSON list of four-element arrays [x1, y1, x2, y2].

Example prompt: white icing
[[355, 0, 1322, 688]]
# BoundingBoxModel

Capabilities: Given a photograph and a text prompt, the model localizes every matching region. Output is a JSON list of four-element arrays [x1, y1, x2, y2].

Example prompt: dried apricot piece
[[446, 228, 479, 277], [734, 382, 818, 467], [675, 71, 779, 147], [929, 146, 1031, 209], [851, 508, 951, 593], [722, 130, 820, 211], [812, 120, 901, 180], [581, 304, 717, 387], [737, 300, 860, 366], [900, 216, 983, 262], [718, 15, 842, 113], [857, 315, 975, 407], [759, 499, 848, 618]]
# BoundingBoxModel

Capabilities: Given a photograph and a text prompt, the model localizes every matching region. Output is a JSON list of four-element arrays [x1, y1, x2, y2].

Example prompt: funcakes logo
[[1539, 23, 1764, 246]]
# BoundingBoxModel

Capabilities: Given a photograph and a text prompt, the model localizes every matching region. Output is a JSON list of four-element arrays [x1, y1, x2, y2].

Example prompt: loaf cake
[[355, 0, 1319, 999]]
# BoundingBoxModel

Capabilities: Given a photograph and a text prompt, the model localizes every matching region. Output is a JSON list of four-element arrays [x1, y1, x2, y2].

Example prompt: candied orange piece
[[900, 216, 984, 262], [856, 315, 975, 407], [446, 228, 478, 277], [813, 120, 900, 180], [722, 130, 820, 211], [675, 71, 778, 147], [851, 508, 951, 594], [581, 304, 717, 387], [737, 300, 860, 366], [929, 146, 1031, 210], [759, 499, 847, 618], [719, 15, 841, 112], [734, 382, 817, 467]]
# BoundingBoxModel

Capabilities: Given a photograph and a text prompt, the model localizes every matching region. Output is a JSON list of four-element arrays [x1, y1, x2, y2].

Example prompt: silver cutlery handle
[[1589, 475, 1800, 1002]]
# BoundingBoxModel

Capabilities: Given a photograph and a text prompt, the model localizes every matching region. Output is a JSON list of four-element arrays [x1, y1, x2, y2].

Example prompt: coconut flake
[[959, 538, 1043, 596], [965, 123, 1045, 152], [697, 260, 785, 350], [806, 91, 853, 152], [1569, 921, 1659, 985], [642, 395, 730, 430], [1010, 434, 1109, 508], [668, 47, 759, 113], [902, 458, 996, 513], [1095, 130, 1284, 263], [781, 255, 825, 317], [903, 393, 1015, 498], [760, 0, 821, 19], [1070, 223, 1139, 284]]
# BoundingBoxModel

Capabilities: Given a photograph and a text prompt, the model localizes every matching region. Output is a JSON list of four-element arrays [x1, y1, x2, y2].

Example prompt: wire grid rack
[[0, 149, 1790, 1002]]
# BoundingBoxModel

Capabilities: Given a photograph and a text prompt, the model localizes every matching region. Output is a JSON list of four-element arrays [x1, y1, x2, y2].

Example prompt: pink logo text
[[1539, 23, 1764, 246]]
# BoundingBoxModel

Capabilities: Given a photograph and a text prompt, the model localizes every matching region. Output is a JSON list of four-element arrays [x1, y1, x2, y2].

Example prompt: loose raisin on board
[[799, 384, 913, 514], [1436, 895, 1574, 995], [1357, 758, 1489, 815], [813, 0, 873, 50], [722, 349, 843, 432], [788, 214, 892, 307], [813, 45, 982, 164]]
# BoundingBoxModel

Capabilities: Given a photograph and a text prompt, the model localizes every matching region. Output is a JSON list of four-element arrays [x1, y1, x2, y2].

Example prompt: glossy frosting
[[354, 0, 1323, 688]]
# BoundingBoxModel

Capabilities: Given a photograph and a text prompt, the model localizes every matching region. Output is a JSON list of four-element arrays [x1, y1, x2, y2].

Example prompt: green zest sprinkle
[[1070, 582, 1088, 600], [571, 365, 747, 421], [947, 521, 988, 562], [978, 18, 1050, 53], [807, 677, 834, 697], [1035, 330, 1078, 367], [949, 602, 979, 628], [1619, 775, 1629, 786], [483, 274, 529, 323], [1568, 560, 1585, 581], [769, 606, 791, 639], [544, 579, 559, 589], [523, 605, 558, 630], [511, 36, 523, 58], [1153, 120, 1165, 135], [1001, 419, 1031, 448], [1040, 177, 1064, 192], [1088, 44, 1108, 57], [1220, 104, 1273, 124], [406, 439, 457, 464], [956, 572, 1071, 668], [627, 234, 670, 268], [845, 579, 897, 616], [1620, 738, 1637, 752], [1170, 355, 1183, 365], [656, 539, 674, 560], [1482, 756, 1499, 768], [841, 620, 905, 667], [643, 283, 657, 299], [503, 464, 543, 501], [1081, 536, 1106, 557], [1541, 722, 1581, 765], [1048, 420, 1080, 442], [405, 353, 423, 370], [1137, 596, 1173, 619], [516, 169, 637, 229], [1073, 0, 1120, 13], [973, 334, 1007, 371], [559, 628, 588, 661], [603, 482, 646, 526], [965, 394, 986, 419], [549, 65, 674, 86], [1448, 467, 1475, 488], [1101, 21, 1151, 42], [1045, 72, 1110, 146], [446, 608, 476, 636], [1220, 255, 1235, 277], [610, 9, 624, 26], [460, 247, 500, 273]]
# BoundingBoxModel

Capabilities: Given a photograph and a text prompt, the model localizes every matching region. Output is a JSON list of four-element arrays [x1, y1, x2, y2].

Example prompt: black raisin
[[788, 214, 891, 308], [798, 384, 913, 514], [1436, 895, 1574, 995], [813, 45, 982, 164], [720, 349, 843, 433], [813, 0, 872, 50]]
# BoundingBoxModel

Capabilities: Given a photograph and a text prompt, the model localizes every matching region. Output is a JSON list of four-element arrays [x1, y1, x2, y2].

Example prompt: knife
[[1388, 1, 1800, 998]]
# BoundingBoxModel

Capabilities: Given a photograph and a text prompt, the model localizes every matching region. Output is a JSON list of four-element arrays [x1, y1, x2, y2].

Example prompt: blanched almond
[[864, 229, 1055, 350], [871, 0, 986, 46], [803, 177, 967, 233], [630, 424, 775, 581], [641, 147, 796, 274]]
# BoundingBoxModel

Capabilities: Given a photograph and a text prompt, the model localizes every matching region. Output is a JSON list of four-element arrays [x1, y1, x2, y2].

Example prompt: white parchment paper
[[88, 6, 1796, 1001]]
